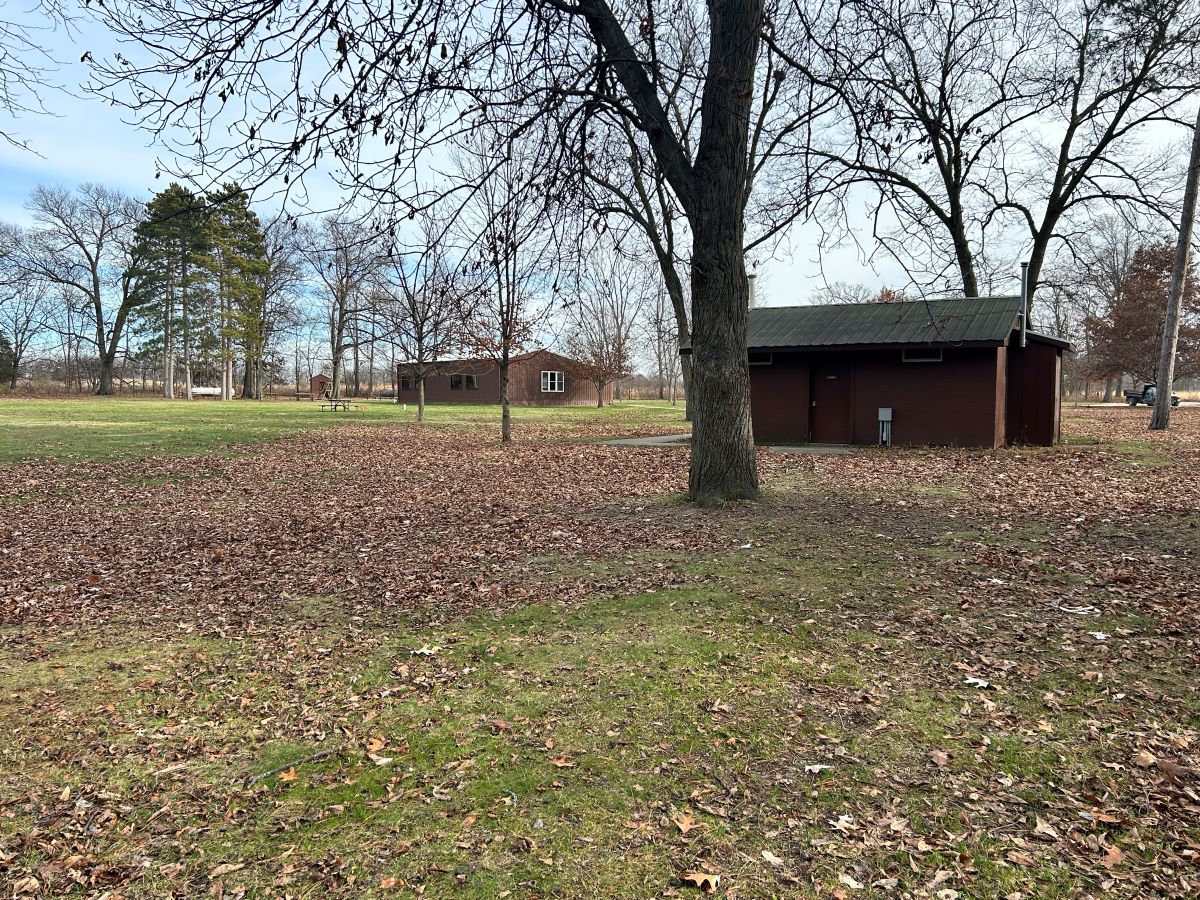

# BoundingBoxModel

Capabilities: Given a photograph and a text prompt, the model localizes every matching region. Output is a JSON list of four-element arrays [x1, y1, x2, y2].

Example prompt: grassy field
[[1, 402, 1198, 898], [0, 397, 688, 463]]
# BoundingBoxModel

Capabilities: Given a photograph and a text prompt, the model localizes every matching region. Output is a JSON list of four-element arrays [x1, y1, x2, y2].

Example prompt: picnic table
[[321, 398, 369, 411]]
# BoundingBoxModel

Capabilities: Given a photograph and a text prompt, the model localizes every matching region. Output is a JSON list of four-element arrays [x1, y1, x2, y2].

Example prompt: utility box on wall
[[878, 407, 893, 446]]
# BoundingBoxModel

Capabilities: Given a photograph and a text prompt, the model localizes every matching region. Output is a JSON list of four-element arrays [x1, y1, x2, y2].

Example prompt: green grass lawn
[[0, 397, 688, 463]]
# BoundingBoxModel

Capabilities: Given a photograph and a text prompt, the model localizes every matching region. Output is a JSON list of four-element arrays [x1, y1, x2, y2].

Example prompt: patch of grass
[[0, 398, 687, 463]]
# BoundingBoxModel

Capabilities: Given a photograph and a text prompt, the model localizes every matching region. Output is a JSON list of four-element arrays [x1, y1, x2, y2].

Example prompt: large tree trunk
[[331, 354, 343, 400], [596, 383, 604, 407], [352, 341, 361, 397], [682, 0, 760, 503], [950, 202, 980, 298], [242, 351, 254, 399], [1151, 105, 1200, 430], [499, 360, 511, 443], [688, 213, 758, 503], [164, 288, 175, 400], [367, 341, 375, 397], [97, 365, 114, 395], [417, 375, 426, 422]]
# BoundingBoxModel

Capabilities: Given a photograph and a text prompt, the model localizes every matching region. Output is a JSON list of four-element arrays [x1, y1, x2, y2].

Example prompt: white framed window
[[902, 347, 943, 363], [541, 370, 565, 392]]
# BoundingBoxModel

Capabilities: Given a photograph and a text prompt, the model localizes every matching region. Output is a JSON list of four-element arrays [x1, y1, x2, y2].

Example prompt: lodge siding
[[507, 351, 611, 406], [395, 350, 610, 407]]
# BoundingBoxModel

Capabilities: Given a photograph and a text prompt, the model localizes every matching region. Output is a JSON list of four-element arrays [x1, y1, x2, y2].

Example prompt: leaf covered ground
[[1, 402, 1198, 898]]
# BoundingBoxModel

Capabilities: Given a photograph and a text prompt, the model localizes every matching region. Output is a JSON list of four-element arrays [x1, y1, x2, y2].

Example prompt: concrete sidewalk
[[601, 433, 691, 447]]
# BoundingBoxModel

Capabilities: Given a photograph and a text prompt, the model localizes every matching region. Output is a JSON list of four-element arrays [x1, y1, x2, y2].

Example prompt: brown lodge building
[[396, 349, 612, 406], [747, 295, 1069, 447]]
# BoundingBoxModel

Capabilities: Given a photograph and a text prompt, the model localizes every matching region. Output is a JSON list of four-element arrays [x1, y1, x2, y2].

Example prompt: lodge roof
[[746, 295, 1066, 350], [396, 348, 572, 370]]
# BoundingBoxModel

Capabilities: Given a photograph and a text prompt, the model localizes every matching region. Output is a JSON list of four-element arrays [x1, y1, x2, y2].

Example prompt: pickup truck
[[1124, 383, 1180, 407]]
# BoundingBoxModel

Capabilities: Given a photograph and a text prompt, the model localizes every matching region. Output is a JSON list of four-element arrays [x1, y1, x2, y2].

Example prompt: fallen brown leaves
[[0, 423, 705, 631], [1, 406, 1198, 898]]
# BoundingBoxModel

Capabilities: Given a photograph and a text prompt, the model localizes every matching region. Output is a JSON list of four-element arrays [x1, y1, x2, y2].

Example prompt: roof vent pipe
[[748, 272, 758, 310], [1019, 261, 1029, 348]]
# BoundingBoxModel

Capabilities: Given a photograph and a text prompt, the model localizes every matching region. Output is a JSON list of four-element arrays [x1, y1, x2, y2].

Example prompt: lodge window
[[541, 370, 564, 392], [400, 376, 413, 391], [450, 373, 463, 390], [902, 348, 943, 363], [748, 351, 773, 366], [466, 374, 478, 390]]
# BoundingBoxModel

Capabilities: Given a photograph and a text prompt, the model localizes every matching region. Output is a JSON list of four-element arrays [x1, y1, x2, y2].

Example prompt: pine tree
[[0, 330, 15, 388], [131, 184, 210, 398], [206, 184, 267, 400]]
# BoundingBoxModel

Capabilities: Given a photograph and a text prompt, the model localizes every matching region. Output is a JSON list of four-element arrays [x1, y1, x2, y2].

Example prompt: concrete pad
[[601, 433, 691, 447]]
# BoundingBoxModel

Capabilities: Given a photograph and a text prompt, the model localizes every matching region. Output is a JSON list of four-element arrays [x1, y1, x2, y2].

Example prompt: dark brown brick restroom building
[[747, 295, 1068, 447]]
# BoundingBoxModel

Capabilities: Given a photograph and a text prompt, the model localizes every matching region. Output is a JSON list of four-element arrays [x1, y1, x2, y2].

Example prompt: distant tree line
[[0, 177, 675, 420]]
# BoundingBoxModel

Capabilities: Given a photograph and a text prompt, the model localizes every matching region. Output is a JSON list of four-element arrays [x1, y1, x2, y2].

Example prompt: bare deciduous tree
[[0, 265, 49, 388], [245, 218, 306, 400], [379, 213, 467, 422], [800, 0, 1200, 301], [457, 146, 557, 443], [9, 184, 147, 394], [564, 247, 643, 406], [1152, 105, 1200, 430], [302, 217, 381, 401], [809, 281, 878, 305]]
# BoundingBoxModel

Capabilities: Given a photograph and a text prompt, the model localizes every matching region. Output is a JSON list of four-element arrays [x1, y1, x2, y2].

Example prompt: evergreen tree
[[131, 183, 210, 398], [0, 330, 14, 387], [205, 183, 267, 400]]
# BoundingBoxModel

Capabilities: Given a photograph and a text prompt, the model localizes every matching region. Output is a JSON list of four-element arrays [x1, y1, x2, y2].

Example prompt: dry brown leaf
[[829, 814, 857, 833], [277, 767, 297, 782], [671, 810, 701, 834], [1101, 845, 1125, 869], [1132, 749, 1157, 768], [1032, 817, 1060, 840], [209, 862, 245, 879], [680, 871, 720, 893]]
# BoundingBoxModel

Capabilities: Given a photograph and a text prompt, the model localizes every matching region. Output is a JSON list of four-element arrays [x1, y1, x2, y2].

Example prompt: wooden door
[[810, 361, 853, 443]]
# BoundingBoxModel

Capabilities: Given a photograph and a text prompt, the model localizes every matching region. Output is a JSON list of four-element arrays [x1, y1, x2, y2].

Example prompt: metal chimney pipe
[[748, 272, 758, 309], [1019, 262, 1029, 348]]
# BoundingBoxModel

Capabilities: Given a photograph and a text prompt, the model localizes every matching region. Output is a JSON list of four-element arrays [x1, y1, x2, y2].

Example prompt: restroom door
[[810, 361, 852, 443]]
